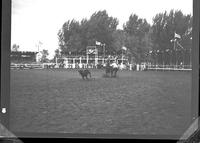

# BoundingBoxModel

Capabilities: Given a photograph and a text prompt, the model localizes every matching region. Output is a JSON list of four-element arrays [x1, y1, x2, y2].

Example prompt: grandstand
[[10, 47, 192, 71], [10, 51, 43, 69], [11, 51, 38, 63]]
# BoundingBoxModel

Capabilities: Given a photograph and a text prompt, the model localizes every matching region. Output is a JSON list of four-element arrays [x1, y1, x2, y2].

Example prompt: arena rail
[[146, 65, 192, 71], [10, 63, 43, 69], [10, 63, 192, 71]]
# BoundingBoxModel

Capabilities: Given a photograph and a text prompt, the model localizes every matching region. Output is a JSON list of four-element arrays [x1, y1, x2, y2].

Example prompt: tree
[[86, 10, 119, 54], [151, 10, 193, 65], [53, 49, 61, 63], [58, 20, 83, 55], [123, 14, 151, 63], [111, 30, 127, 56], [58, 10, 119, 56], [12, 44, 20, 51], [40, 49, 49, 63]]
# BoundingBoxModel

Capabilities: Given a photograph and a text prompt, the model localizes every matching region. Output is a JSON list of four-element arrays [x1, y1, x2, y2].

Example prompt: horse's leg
[[114, 69, 116, 77], [111, 70, 113, 77]]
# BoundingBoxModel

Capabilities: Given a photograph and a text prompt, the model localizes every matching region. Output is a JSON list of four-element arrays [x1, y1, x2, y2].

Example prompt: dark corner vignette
[[1, 0, 11, 129]]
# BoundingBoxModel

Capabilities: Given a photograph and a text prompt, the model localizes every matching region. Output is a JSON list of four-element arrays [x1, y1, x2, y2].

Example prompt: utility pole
[[103, 44, 105, 64]]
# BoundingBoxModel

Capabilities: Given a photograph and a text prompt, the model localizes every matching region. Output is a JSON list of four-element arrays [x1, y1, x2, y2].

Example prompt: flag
[[122, 46, 127, 51], [174, 32, 181, 39], [39, 41, 43, 45], [96, 41, 101, 45], [177, 41, 184, 49], [87, 49, 95, 54]]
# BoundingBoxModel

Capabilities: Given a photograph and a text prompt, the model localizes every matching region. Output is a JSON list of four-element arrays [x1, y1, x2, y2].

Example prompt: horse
[[78, 69, 92, 80], [105, 62, 119, 77], [59, 63, 65, 68]]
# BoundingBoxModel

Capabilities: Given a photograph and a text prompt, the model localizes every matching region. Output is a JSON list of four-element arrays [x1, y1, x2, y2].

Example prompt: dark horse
[[78, 69, 92, 80], [105, 63, 118, 77]]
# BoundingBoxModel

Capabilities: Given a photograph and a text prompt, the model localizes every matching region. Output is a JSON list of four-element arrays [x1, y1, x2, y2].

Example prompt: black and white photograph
[[10, 0, 194, 138]]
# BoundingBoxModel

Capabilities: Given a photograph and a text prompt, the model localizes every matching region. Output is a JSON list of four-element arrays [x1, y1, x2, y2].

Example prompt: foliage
[[57, 9, 192, 65], [123, 14, 151, 63], [40, 49, 49, 63], [12, 44, 20, 51], [151, 10, 192, 65], [58, 10, 119, 55], [52, 49, 61, 62]]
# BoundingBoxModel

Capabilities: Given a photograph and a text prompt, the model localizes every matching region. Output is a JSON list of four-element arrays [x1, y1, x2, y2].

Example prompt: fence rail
[[10, 63, 43, 69], [146, 65, 192, 71], [10, 63, 192, 71]]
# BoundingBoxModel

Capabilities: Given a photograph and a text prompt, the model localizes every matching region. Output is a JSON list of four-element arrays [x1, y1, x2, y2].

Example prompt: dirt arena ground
[[10, 69, 192, 136]]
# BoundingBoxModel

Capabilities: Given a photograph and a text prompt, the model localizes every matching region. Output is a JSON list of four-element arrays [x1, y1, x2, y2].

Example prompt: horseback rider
[[110, 61, 118, 69], [110, 61, 118, 77], [104, 56, 118, 77]]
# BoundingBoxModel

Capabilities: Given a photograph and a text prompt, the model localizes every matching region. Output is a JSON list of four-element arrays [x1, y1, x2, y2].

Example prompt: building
[[36, 52, 42, 63], [10, 51, 38, 63]]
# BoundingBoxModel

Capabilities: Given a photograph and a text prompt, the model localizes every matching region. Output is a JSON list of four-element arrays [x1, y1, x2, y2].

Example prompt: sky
[[11, 0, 193, 59]]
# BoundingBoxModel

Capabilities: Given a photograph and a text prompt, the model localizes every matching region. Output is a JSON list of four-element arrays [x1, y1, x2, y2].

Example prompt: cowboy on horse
[[110, 61, 118, 77], [105, 56, 119, 77]]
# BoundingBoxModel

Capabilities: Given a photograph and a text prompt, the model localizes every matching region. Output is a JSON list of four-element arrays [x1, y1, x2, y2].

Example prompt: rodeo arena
[[10, 39, 193, 135]]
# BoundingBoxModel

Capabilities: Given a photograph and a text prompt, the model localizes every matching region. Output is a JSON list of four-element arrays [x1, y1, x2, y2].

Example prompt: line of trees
[[56, 10, 192, 65]]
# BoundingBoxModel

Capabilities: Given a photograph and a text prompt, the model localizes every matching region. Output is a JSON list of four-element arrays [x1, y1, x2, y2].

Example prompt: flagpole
[[190, 48, 191, 68], [156, 52, 157, 67], [156, 52, 158, 71], [103, 44, 105, 64], [162, 51, 165, 69], [86, 48, 89, 65], [183, 49, 185, 68], [175, 41, 178, 69], [122, 49, 124, 64]]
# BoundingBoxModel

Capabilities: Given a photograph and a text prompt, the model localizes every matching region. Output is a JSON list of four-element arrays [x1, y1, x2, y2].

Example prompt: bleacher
[[146, 65, 192, 71], [10, 63, 43, 69]]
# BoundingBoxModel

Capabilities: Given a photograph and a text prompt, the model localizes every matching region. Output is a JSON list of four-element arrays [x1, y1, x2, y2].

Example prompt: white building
[[36, 52, 42, 62]]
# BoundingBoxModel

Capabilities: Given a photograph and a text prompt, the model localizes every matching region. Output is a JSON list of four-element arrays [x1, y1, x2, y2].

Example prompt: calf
[[78, 69, 91, 80]]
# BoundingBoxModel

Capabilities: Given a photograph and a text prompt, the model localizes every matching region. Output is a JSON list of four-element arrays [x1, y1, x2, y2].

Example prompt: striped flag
[[177, 41, 184, 49], [39, 41, 43, 45], [174, 32, 181, 39], [122, 46, 127, 51], [87, 49, 95, 54], [96, 41, 101, 45]]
